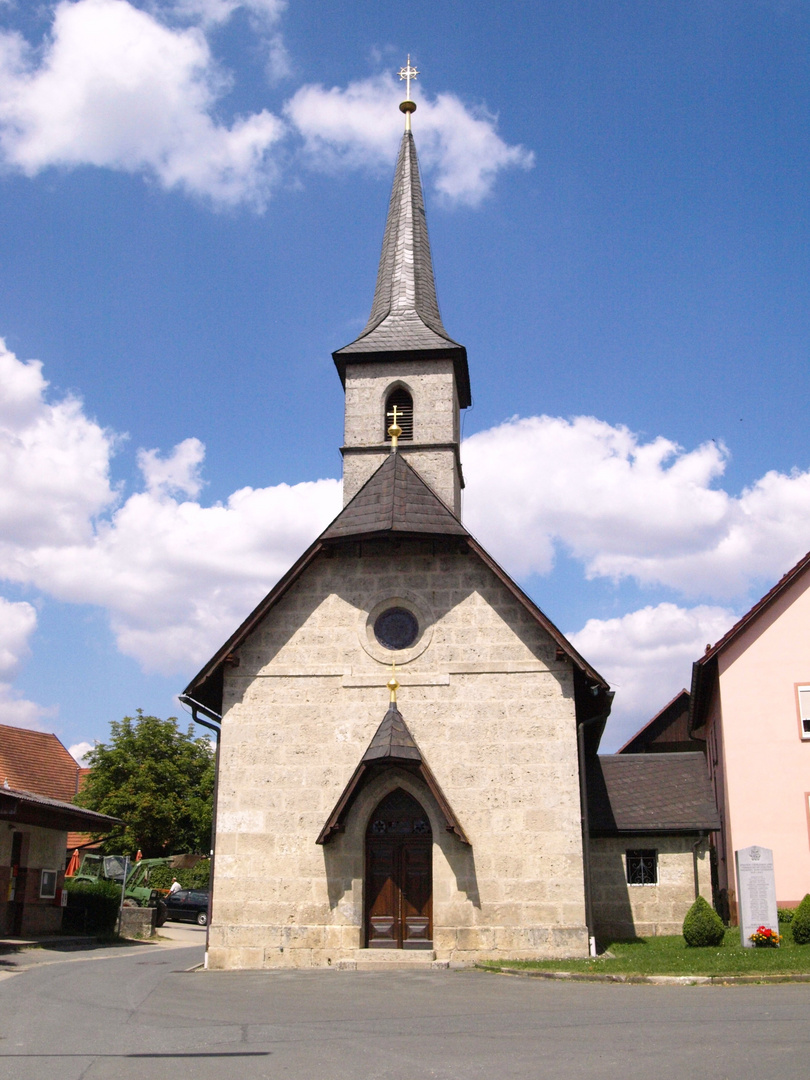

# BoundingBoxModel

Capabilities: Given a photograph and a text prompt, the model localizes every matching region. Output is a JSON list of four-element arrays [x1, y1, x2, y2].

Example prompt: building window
[[798, 685, 810, 740], [384, 388, 413, 442], [374, 607, 419, 650], [626, 850, 658, 885], [40, 869, 57, 899]]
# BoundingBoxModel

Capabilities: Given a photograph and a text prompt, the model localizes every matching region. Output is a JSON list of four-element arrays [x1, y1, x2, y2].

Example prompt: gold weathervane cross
[[388, 661, 399, 704], [398, 55, 419, 130], [387, 403, 402, 451]]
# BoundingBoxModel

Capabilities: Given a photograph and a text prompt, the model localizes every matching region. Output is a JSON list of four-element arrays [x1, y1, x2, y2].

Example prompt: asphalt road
[[1, 939, 810, 1080]]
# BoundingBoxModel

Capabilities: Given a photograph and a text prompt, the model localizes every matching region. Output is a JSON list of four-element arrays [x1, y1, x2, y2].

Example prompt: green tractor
[[72, 853, 202, 907]]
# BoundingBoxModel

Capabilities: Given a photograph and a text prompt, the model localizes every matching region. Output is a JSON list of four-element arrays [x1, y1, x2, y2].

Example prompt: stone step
[[335, 948, 449, 972]]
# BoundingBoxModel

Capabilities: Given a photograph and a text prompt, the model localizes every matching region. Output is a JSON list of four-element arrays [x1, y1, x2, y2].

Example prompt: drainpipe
[[577, 697, 613, 958], [692, 832, 705, 900], [179, 695, 221, 966]]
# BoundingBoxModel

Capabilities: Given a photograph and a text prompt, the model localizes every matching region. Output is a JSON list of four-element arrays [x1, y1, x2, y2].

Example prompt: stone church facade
[[184, 108, 714, 969]]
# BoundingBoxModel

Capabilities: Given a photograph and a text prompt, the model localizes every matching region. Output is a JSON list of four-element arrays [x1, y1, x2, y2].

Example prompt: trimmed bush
[[790, 893, 810, 945], [62, 879, 121, 935], [778, 908, 795, 924], [682, 895, 726, 947]]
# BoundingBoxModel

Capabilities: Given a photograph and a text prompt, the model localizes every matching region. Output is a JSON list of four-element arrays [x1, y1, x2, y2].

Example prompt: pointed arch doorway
[[365, 789, 433, 949]]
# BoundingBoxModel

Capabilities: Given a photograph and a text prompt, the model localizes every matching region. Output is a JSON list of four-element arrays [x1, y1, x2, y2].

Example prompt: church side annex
[[182, 64, 613, 969]]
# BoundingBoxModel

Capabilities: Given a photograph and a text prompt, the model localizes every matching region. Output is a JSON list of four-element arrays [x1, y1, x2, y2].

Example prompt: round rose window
[[373, 607, 419, 651]]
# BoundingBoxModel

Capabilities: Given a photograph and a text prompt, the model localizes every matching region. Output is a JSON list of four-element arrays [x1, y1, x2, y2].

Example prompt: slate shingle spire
[[333, 129, 471, 408]]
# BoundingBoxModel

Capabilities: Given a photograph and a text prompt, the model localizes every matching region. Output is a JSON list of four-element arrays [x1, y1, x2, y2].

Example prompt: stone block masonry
[[207, 540, 589, 969]]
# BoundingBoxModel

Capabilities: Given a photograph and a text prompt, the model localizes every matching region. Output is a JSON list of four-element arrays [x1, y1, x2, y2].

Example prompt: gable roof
[[690, 549, 810, 733], [333, 129, 470, 408], [618, 689, 697, 754], [0, 724, 80, 802], [184, 454, 609, 715], [587, 753, 720, 834], [317, 701, 469, 845], [322, 452, 468, 540]]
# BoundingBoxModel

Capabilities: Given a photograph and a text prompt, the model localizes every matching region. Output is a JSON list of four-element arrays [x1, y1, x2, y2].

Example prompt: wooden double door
[[365, 789, 432, 949]]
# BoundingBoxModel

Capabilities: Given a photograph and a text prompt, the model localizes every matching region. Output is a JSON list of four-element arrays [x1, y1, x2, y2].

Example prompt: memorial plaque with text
[[736, 845, 778, 948]]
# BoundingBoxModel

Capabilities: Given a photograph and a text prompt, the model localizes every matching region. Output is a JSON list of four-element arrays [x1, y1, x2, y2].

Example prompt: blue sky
[[0, 0, 807, 756]]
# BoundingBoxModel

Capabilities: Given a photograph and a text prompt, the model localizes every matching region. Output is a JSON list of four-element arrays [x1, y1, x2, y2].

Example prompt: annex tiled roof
[[322, 452, 468, 540], [0, 723, 80, 802], [587, 753, 720, 834], [333, 130, 470, 408]]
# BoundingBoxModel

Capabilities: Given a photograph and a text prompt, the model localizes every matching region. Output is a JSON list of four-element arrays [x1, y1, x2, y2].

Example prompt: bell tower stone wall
[[341, 358, 462, 513]]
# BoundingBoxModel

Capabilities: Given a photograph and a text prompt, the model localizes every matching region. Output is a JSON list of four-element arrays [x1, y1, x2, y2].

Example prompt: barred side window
[[626, 849, 658, 885], [384, 388, 413, 442], [798, 685, 810, 739]]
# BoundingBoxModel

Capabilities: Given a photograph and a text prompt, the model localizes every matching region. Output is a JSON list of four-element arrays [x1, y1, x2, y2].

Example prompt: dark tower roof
[[333, 130, 471, 408], [321, 452, 468, 540]]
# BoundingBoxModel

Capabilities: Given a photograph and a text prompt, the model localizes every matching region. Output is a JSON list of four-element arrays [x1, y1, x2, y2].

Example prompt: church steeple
[[333, 128, 469, 397], [333, 65, 470, 515]]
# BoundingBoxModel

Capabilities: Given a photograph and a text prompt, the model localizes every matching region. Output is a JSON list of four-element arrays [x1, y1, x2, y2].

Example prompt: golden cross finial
[[387, 661, 400, 704], [387, 403, 402, 452], [398, 55, 419, 130]]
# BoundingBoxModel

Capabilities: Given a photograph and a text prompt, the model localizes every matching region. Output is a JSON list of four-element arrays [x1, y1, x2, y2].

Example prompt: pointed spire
[[333, 119, 471, 408]]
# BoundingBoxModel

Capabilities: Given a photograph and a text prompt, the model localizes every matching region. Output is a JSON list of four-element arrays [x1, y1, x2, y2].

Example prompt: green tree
[[75, 710, 214, 858]]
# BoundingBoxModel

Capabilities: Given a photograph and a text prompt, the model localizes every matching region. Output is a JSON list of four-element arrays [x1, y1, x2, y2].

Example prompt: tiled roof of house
[[333, 130, 470, 407], [617, 689, 695, 754], [321, 452, 468, 540], [698, 549, 810, 666], [0, 785, 120, 832], [690, 548, 810, 732], [587, 753, 720, 834], [0, 724, 80, 802]]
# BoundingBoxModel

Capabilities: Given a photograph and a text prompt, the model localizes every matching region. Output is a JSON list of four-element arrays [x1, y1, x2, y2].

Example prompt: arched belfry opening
[[365, 788, 432, 948], [384, 387, 413, 442]]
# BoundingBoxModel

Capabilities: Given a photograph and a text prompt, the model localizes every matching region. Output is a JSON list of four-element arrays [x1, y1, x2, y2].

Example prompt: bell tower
[[332, 60, 471, 517]]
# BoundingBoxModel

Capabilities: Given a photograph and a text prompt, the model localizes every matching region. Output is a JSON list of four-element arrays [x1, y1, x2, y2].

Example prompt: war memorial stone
[[735, 845, 778, 947]]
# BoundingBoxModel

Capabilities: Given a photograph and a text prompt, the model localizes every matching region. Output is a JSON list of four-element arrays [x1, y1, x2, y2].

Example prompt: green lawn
[[478, 928, 810, 977]]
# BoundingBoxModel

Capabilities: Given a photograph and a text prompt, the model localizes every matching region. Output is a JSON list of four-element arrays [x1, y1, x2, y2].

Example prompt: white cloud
[[0, 0, 285, 207], [285, 73, 534, 206], [169, 0, 286, 27], [0, 595, 37, 676], [68, 739, 94, 764], [3, 334, 810, 713], [137, 437, 205, 498], [0, 4, 528, 208], [0, 338, 117, 548], [0, 594, 58, 730], [0, 339, 342, 673], [569, 602, 737, 751], [463, 415, 810, 598]]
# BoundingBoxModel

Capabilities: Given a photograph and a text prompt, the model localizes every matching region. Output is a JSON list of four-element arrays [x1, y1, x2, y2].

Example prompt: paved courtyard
[[1, 937, 809, 1079]]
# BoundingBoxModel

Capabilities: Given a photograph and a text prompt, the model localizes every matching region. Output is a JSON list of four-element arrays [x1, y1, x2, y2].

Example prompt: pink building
[[691, 551, 810, 919]]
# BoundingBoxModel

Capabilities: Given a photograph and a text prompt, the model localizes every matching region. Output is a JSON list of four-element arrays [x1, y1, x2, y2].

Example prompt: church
[[183, 73, 717, 969]]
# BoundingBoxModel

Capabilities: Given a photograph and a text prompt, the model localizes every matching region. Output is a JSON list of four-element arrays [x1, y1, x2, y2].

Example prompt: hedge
[[62, 879, 121, 935]]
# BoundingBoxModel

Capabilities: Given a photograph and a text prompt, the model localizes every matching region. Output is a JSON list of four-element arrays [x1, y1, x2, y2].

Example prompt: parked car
[[157, 889, 210, 926]]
